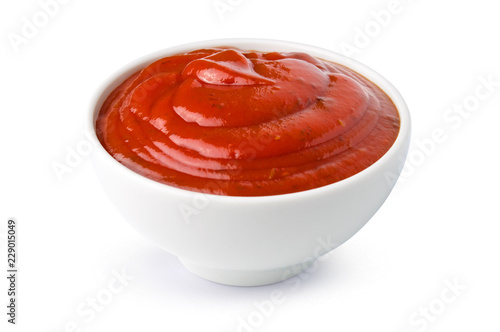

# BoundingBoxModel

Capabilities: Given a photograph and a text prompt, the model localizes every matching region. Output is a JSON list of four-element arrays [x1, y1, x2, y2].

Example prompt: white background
[[1, 0, 499, 331]]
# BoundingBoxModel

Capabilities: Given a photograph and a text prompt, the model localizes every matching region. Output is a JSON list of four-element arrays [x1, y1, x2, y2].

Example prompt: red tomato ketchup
[[96, 48, 400, 196]]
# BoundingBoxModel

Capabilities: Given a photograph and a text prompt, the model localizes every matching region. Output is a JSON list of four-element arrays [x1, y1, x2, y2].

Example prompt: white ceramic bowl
[[88, 38, 411, 286]]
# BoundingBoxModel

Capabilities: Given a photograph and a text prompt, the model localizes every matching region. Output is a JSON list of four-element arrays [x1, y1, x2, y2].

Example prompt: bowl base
[[179, 258, 315, 287]]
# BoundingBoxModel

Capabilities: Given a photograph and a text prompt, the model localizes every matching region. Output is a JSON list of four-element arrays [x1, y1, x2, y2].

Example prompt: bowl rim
[[87, 38, 411, 203]]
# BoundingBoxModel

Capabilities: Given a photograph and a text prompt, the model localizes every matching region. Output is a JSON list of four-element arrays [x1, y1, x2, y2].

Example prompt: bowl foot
[[179, 258, 314, 286]]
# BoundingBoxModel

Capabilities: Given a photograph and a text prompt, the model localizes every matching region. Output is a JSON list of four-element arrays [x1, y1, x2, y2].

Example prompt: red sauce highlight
[[96, 48, 400, 196]]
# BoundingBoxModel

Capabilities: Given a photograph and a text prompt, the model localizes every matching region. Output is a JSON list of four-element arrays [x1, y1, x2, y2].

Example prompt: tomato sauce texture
[[96, 48, 400, 196]]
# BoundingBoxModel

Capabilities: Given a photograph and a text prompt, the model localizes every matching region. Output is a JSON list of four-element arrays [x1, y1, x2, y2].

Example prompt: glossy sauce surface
[[96, 48, 400, 196]]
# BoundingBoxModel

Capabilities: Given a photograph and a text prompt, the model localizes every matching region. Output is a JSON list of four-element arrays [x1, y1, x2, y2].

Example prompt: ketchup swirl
[[96, 48, 400, 196]]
